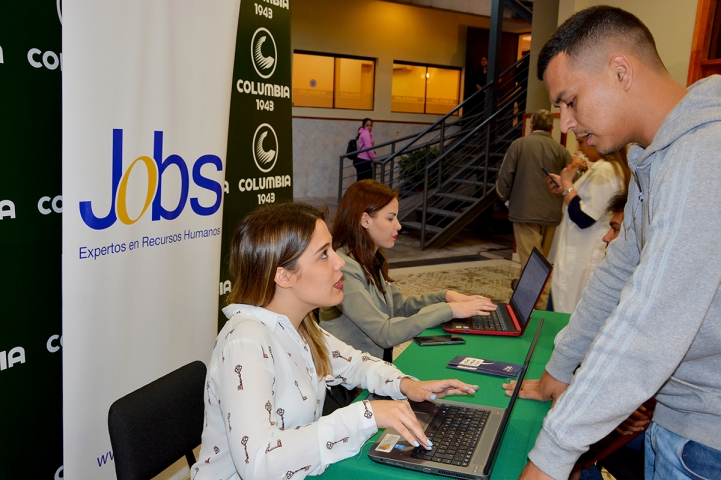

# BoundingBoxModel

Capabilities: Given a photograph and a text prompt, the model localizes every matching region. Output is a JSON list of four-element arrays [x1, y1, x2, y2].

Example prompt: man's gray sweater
[[529, 75, 721, 479]]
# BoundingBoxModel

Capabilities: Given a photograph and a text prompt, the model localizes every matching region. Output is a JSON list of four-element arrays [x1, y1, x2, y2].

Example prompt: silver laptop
[[367, 319, 543, 479]]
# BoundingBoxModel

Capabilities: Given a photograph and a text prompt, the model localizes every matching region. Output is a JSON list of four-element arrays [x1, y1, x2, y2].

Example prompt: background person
[[474, 56, 489, 91], [496, 108, 571, 309], [354, 118, 376, 181], [602, 192, 627, 246], [546, 139, 630, 313], [320, 180, 496, 361], [193, 202, 478, 480], [517, 6, 721, 480]]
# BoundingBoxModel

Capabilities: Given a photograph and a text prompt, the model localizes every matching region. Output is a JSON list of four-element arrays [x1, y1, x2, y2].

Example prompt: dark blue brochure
[[446, 355, 522, 378]]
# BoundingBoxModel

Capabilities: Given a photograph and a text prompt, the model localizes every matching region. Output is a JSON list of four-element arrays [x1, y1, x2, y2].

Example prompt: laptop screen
[[510, 249, 551, 327]]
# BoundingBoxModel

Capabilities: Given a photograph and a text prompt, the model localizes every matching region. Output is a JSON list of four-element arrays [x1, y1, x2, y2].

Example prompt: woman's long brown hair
[[332, 180, 398, 293], [227, 202, 331, 378], [603, 146, 631, 190]]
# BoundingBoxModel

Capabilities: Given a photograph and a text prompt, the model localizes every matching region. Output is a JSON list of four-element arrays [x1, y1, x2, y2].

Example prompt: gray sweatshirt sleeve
[[529, 138, 721, 479], [337, 260, 453, 349], [390, 283, 448, 318], [545, 210, 640, 383]]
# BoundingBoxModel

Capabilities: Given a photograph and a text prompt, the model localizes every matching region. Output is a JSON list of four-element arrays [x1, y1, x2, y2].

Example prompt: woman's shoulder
[[337, 249, 363, 273], [220, 305, 279, 343], [591, 159, 620, 174], [583, 159, 622, 183]]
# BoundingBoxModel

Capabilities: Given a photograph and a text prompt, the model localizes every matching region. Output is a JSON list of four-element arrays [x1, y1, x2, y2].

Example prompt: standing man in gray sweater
[[514, 6, 721, 480], [496, 109, 570, 308]]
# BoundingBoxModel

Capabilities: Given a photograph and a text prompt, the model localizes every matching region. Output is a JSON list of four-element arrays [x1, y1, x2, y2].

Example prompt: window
[[392, 63, 461, 115], [688, 0, 721, 85], [292, 52, 375, 110]]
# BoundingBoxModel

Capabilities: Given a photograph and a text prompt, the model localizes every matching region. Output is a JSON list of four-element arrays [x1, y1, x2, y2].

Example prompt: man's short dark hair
[[531, 109, 553, 132], [606, 191, 627, 215], [537, 6, 665, 81]]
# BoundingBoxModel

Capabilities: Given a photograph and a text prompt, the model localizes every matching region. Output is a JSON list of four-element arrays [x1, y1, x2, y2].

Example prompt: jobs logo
[[252, 123, 278, 173], [251, 27, 277, 79], [79, 129, 223, 230]]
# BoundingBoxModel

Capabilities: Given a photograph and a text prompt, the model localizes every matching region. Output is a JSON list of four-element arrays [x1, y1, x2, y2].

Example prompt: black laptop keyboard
[[471, 309, 504, 331], [410, 404, 490, 467]]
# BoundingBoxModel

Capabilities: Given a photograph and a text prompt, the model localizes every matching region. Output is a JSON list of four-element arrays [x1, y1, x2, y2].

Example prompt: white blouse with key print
[[191, 304, 413, 480]]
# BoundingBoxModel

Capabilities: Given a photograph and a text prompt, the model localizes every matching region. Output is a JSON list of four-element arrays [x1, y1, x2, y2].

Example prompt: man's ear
[[360, 212, 372, 229], [274, 266, 295, 288], [612, 54, 633, 92]]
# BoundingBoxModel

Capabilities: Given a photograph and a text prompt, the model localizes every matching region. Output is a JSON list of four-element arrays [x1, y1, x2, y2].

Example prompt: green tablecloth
[[317, 310, 570, 480]]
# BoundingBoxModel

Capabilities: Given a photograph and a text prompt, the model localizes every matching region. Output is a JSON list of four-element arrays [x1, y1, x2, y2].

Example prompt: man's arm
[[545, 218, 641, 383], [527, 138, 721, 478]]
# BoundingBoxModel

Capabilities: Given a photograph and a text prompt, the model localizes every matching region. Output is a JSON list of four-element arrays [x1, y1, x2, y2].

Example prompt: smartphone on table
[[414, 334, 466, 346], [541, 167, 560, 188]]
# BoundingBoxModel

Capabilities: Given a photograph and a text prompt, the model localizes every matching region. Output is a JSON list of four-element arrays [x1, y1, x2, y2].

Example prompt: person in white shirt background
[[192, 202, 478, 480], [545, 137, 630, 313]]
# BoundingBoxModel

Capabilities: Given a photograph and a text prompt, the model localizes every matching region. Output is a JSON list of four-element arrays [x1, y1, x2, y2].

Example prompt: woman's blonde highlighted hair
[[227, 203, 331, 378]]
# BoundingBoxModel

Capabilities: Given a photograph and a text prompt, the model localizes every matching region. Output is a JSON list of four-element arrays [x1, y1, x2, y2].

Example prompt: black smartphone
[[414, 334, 466, 346], [541, 167, 560, 188]]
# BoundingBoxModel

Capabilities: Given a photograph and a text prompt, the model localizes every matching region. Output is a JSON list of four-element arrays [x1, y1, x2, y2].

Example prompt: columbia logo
[[251, 27, 277, 79]]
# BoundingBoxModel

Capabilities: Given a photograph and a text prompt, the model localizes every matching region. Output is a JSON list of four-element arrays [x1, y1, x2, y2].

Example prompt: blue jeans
[[645, 421, 721, 480], [579, 466, 603, 480]]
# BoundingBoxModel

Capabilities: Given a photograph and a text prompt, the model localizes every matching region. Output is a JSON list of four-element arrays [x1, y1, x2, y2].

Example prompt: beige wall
[[291, 0, 530, 123], [525, 0, 562, 112], [566, 0, 696, 86], [527, 0, 697, 113]]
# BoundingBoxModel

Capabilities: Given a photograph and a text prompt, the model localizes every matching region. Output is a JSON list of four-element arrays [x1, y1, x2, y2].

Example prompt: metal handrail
[[380, 53, 528, 163], [425, 85, 527, 171], [336, 53, 530, 247]]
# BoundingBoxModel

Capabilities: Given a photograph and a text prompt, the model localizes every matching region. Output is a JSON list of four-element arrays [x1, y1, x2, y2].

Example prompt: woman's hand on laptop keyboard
[[370, 399, 433, 450], [400, 378, 478, 402], [445, 291, 497, 317], [447, 297, 497, 318], [445, 290, 496, 317], [445, 290, 493, 304]]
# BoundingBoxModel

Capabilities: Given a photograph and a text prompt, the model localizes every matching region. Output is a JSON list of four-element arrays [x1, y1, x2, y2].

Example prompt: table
[[317, 311, 570, 480]]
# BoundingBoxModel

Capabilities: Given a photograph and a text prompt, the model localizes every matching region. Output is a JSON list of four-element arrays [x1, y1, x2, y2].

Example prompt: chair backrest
[[108, 360, 207, 480]]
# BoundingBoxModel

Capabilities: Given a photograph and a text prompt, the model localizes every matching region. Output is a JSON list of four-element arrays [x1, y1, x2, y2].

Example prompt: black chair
[[108, 360, 207, 480]]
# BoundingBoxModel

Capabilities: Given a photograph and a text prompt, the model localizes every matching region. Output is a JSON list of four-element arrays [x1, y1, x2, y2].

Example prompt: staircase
[[338, 53, 529, 249]]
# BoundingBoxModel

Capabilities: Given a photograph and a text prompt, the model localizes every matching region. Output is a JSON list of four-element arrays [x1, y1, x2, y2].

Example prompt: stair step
[[457, 164, 500, 173], [431, 192, 480, 203], [448, 178, 496, 190], [450, 178, 486, 187], [415, 207, 462, 219], [402, 222, 443, 234]]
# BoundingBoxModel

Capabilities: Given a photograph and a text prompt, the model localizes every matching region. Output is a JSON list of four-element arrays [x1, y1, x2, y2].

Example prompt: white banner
[[62, 1, 240, 478]]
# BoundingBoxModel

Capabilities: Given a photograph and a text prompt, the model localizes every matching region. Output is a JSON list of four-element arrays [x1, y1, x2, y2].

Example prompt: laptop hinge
[[506, 304, 521, 331]]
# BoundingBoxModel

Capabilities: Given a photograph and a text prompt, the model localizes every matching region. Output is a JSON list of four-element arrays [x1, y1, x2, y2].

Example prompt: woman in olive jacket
[[319, 180, 495, 361]]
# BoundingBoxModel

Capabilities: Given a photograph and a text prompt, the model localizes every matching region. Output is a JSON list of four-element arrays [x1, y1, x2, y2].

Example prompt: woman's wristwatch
[[562, 187, 574, 196]]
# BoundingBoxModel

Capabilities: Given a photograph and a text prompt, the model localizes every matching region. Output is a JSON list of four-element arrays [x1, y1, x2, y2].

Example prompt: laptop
[[368, 319, 544, 479], [443, 247, 552, 336]]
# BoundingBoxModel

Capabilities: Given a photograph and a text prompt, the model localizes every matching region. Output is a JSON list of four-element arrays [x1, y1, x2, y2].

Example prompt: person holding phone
[[319, 180, 496, 361], [545, 137, 630, 314], [193, 202, 478, 480], [496, 109, 571, 308]]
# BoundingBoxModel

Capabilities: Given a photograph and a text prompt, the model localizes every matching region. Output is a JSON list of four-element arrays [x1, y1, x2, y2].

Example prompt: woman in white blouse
[[192, 203, 477, 480]]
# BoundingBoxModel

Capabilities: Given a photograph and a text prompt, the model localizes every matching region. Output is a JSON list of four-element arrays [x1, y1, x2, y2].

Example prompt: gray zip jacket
[[529, 75, 721, 479], [319, 249, 452, 359]]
